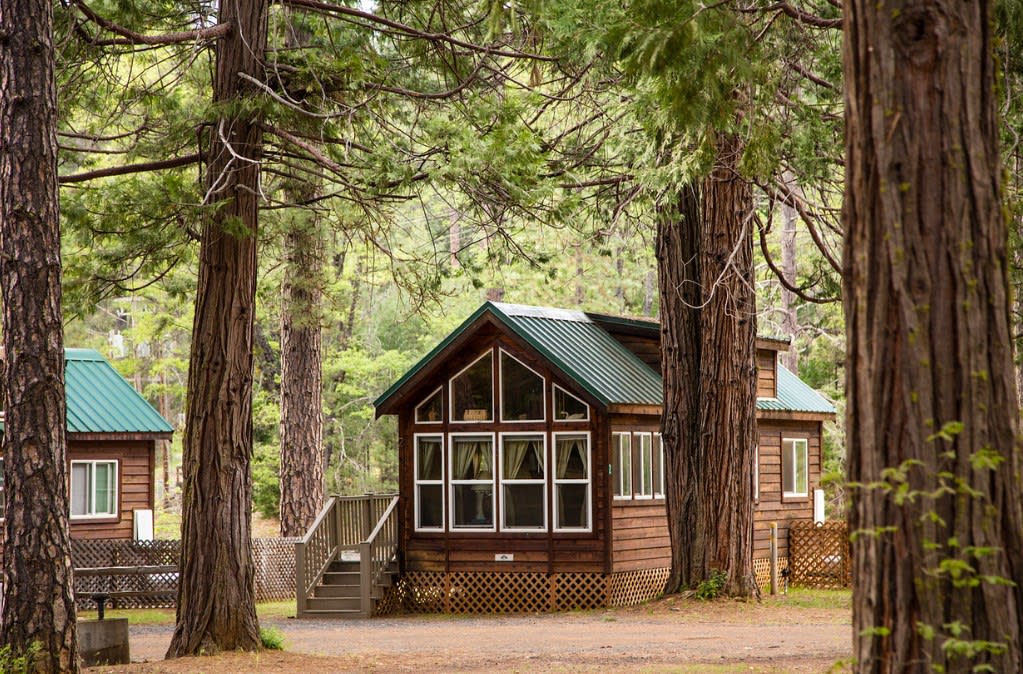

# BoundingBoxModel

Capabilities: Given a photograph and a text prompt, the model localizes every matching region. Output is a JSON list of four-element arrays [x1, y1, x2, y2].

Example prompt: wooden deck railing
[[295, 493, 398, 615], [360, 495, 399, 614]]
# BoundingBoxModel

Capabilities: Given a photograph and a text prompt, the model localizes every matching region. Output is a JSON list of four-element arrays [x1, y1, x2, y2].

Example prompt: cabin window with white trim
[[653, 433, 665, 497], [782, 438, 809, 498], [0, 457, 5, 519], [553, 385, 588, 421], [753, 445, 759, 501], [450, 352, 493, 422], [612, 432, 632, 499], [415, 435, 444, 530], [70, 460, 117, 518], [500, 434, 546, 530], [415, 388, 443, 424], [450, 434, 495, 529], [554, 433, 590, 530], [500, 351, 545, 422], [636, 433, 654, 498]]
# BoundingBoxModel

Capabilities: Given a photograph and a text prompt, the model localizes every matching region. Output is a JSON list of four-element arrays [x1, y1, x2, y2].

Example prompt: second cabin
[[368, 302, 835, 613]]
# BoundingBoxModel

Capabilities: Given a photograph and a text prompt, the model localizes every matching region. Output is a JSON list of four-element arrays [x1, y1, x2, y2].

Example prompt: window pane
[[783, 440, 808, 495], [417, 438, 442, 481], [0, 458, 4, 519], [613, 433, 631, 497], [639, 435, 653, 496], [554, 387, 588, 420], [71, 463, 90, 516], [557, 484, 588, 529], [452, 438, 493, 480], [502, 437, 544, 480], [556, 436, 587, 479], [95, 463, 114, 515], [503, 484, 544, 529], [416, 389, 443, 423], [796, 443, 808, 494], [417, 484, 443, 528], [452, 354, 493, 421], [501, 353, 544, 421], [452, 484, 493, 527], [653, 435, 664, 495], [782, 442, 793, 493]]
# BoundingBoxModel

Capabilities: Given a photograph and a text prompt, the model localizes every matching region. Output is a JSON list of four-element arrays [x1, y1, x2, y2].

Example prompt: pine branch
[[72, 1, 231, 46], [59, 154, 201, 184]]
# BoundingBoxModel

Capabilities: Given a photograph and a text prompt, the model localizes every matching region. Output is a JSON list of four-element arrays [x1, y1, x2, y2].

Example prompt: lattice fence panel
[[789, 520, 851, 589], [253, 538, 300, 602], [72, 539, 178, 568], [606, 568, 670, 607], [397, 571, 447, 614], [752, 557, 789, 592], [554, 573, 607, 611], [447, 572, 551, 614]]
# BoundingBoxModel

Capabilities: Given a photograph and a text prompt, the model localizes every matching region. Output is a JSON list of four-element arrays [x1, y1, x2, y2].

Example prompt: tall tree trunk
[[779, 172, 799, 373], [660, 133, 758, 597], [279, 203, 325, 538], [843, 0, 1023, 669], [167, 0, 267, 656], [0, 0, 80, 669]]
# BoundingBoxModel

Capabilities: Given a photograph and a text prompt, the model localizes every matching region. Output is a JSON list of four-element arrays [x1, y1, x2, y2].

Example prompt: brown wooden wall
[[756, 349, 777, 398], [66, 438, 156, 540], [753, 419, 821, 558]]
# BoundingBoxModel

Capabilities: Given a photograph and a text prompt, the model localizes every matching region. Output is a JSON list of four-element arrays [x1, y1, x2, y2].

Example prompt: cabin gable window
[[415, 388, 443, 424], [553, 384, 588, 422], [415, 435, 445, 531], [554, 433, 591, 531], [70, 459, 118, 519], [499, 433, 546, 530], [449, 433, 496, 530], [782, 438, 809, 498], [500, 350, 545, 422], [450, 352, 493, 422]]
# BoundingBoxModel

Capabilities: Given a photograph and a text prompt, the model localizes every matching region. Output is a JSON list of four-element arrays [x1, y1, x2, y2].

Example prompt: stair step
[[298, 608, 369, 619], [328, 561, 360, 572], [321, 571, 360, 585], [306, 596, 363, 611], [314, 584, 360, 598]]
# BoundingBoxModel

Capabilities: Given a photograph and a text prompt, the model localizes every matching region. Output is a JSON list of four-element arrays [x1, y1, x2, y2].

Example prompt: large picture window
[[415, 435, 444, 530], [782, 438, 809, 498], [451, 352, 493, 422], [612, 432, 631, 499], [500, 351, 545, 422], [70, 460, 117, 518], [554, 433, 590, 530], [450, 434, 495, 529], [500, 434, 546, 530]]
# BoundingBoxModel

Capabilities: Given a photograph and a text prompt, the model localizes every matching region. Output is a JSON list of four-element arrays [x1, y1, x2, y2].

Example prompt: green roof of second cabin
[[1, 348, 174, 436], [375, 302, 836, 418]]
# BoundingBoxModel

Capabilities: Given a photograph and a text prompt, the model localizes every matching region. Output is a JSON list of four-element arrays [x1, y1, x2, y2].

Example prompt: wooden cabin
[[0, 349, 173, 550], [372, 302, 835, 612]]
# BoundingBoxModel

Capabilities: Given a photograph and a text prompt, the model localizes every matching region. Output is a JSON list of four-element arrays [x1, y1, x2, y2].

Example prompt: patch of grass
[[78, 600, 296, 626], [257, 600, 296, 621], [259, 626, 285, 650], [769, 587, 852, 610]]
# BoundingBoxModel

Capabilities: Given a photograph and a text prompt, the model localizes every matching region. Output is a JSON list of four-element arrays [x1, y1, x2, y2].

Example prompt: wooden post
[[359, 541, 371, 617], [295, 540, 306, 616], [361, 496, 372, 541], [769, 522, 778, 596]]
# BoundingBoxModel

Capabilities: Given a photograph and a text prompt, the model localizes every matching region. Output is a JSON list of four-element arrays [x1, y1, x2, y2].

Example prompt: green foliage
[[0, 642, 41, 674], [693, 570, 728, 600], [259, 626, 286, 651]]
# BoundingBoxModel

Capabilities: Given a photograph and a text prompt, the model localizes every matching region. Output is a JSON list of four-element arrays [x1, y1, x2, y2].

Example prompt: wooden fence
[[72, 538, 299, 610], [788, 520, 851, 589]]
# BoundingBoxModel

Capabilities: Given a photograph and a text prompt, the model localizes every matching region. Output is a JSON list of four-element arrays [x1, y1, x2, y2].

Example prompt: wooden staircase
[[295, 494, 399, 619]]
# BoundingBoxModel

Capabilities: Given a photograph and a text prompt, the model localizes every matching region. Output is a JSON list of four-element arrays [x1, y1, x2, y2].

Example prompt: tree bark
[[0, 0, 80, 669], [660, 133, 758, 597], [843, 0, 1023, 669], [779, 172, 799, 373], [167, 0, 267, 656]]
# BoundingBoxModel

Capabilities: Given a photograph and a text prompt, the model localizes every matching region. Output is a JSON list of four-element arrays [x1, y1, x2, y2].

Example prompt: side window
[[554, 433, 590, 530], [612, 433, 632, 499], [70, 460, 118, 518], [636, 433, 653, 498], [415, 436, 444, 530], [782, 438, 809, 498], [653, 433, 664, 498], [0, 457, 5, 519]]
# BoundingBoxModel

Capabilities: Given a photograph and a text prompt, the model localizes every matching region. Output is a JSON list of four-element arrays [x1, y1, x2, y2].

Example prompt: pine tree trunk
[[167, 0, 266, 656], [0, 0, 80, 669], [844, 0, 1023, 668], [279, 205, 325, 538], [660, 134, 758, 597]]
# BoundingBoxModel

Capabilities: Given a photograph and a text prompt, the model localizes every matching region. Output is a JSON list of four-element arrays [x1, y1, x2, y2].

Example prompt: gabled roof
[[375, 302, 835, 418], [1, 348, 174, 436]]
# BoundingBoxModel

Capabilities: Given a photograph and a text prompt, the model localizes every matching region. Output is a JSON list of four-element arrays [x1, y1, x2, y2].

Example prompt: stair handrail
[[295, 496, 340, 615], [359, 494, 400, 615]]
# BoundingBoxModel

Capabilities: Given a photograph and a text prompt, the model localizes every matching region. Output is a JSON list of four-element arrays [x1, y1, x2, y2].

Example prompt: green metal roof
[[375, 302, 835, 417], [757, 364, 836, 415], [2, 349, 173, 435]]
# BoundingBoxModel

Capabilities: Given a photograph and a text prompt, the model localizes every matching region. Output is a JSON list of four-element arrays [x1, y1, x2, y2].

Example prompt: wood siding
[[611, 500, 670, 571], [756, 349, 777, 398], [753, 419, 820, 558], [66, 439, 156, 540]]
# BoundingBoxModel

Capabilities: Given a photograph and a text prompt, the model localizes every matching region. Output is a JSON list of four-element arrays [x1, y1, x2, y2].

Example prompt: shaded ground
[[87, 592, 852, 673]]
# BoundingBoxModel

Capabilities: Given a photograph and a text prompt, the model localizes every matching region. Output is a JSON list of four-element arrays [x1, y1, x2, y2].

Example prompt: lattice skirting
[[752, 556, 789, 592], [379, 568, 670, 615]]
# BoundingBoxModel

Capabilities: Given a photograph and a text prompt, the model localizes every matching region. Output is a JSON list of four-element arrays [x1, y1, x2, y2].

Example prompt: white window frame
[[653, 432, 665, 499], [448, 432, 496, 531], [499, 349, 546, 423], [449, 351, 494, 424], [552, 431, 592, 532], [782, 438, 809, 498], [612, 432, 632, 500], [414, 387, 444, 425], [414, 434, 445, 532], [636, 432, 654, 499], [0, 456, 5, 520], [70, 459, 118, 520], [498, 432, 547, 531], [753, 445, 760, 502], [552, 384, 589, 423]]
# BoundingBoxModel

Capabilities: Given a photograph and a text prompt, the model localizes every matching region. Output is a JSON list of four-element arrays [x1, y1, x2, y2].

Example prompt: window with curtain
[[782, 438, 809, 497], [415, 388, 443, 424], [451, 353, 493, 422], [500, 351, 545, 421], [415, 436, 444, 530], [450, 435, 495, 528], [612, 432, 631, 499], [554, 434, 590, 530], [553, 385, 588, 421], [501, 434, 545, 529], [70, 460, 117, 518]]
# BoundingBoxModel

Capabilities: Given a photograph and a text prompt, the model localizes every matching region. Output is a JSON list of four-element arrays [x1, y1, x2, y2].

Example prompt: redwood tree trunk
[[167, 0, 267, 656], [660, 133, 758, 597], [0, 0, 80, 669], [844, 0, 1023, 669]]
